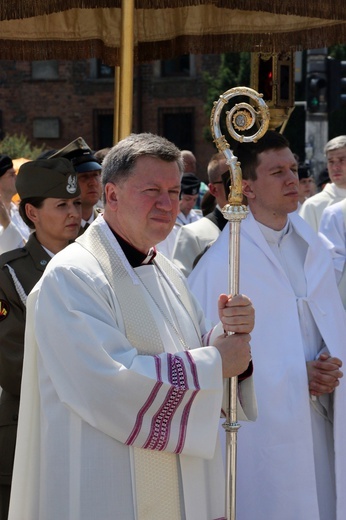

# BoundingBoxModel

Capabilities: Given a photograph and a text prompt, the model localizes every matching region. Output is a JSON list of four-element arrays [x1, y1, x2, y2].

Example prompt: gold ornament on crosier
[[210, 86, 270, 206]]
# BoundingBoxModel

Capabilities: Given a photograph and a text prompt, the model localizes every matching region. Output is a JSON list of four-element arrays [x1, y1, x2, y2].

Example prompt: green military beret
[[16, 158, 81, 200]]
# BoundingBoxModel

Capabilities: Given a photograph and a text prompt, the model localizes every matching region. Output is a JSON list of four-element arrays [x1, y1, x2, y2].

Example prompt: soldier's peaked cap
[[49, 137, 102, 173]]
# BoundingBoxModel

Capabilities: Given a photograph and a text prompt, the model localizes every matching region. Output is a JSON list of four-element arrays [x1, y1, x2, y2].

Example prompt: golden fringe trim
[[0, 1, 345, 22], [1, 24, 346, 65]]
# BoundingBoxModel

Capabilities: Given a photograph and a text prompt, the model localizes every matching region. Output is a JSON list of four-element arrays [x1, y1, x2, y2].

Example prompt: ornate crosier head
[[210, 87, 270, 212]]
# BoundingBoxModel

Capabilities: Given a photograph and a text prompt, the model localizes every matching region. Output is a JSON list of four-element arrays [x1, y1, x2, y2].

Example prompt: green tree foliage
[[203, 53, 250, 142], [0, 133, 46, 159], [328, 45, 346, 60]]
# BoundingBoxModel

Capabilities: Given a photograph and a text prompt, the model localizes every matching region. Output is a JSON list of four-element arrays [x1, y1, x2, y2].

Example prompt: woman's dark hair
[[19, 197, 45, 229]]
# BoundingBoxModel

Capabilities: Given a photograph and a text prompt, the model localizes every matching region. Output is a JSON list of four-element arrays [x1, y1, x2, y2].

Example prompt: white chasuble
[[9, 216, 236, 520]]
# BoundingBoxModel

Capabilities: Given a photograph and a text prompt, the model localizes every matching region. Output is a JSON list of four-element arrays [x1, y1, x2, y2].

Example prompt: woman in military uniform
[[0, 158, 81, 519]]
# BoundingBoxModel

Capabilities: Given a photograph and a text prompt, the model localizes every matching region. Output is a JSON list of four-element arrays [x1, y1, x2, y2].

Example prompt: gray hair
[[101, 133, 184, 201], [324, 135, 346, 155]]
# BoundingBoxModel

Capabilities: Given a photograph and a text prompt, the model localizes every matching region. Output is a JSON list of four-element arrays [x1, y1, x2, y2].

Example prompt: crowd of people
[[0, 129, 344, 520]]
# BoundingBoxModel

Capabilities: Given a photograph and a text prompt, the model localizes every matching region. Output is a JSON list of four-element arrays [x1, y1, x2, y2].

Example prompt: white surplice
[[319, 198, 346, 308], [299, 183, 346, 232], [189, 210, 346, 520], [0, 202, 30, 254], [9, 215, 256, 520]]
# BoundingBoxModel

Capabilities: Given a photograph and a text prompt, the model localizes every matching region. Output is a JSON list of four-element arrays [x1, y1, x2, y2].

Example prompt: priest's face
[[326, 147, 346, 188], [242, 147, 299, 230], [104, 156, 181, 253]]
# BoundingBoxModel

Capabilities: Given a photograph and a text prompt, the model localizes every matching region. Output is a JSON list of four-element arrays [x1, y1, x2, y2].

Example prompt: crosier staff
[[210, 87, 269, 520]]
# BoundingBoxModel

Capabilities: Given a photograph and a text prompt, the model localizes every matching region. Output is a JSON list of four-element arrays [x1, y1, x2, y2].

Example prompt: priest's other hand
[[218, 293, 254, 334], [307, 353, 343, 397]]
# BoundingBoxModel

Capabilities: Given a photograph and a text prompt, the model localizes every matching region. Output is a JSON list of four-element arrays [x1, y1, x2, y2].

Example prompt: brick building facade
[[0, 54, 221, 181]]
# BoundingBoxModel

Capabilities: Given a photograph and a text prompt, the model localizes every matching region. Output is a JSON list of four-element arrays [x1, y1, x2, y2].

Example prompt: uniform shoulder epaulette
[[0, 247, 28, 269]]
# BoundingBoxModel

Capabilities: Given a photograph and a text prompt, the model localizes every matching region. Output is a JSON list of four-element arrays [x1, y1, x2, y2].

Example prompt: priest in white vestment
[[319, 198, 346, 308], [299, 135, 346, 232], [9, 133, 257, 520], [189, 131, 346, 520]]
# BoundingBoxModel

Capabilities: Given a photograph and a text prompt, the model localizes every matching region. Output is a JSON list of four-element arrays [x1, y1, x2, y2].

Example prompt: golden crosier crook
[[211, 86, 270, 206], [210, 86, 269, 520]]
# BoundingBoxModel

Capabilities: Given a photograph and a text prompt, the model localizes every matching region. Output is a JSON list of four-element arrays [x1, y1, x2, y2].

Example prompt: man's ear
[[208, 182, 217, 197], [104, 182, 118, 209], [242, 179, 255, 200]]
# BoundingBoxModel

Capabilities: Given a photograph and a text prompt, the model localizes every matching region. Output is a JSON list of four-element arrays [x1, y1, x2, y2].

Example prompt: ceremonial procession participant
[[0, 158, 81, 520], [299, 135, 346, 231], [156, 171, 201, 259], [319, 197, 346, 309], [297, 163, 314, 210], [9, 133, 256, 520], [181, 149, 208, 208], [172, 152, 229, 277], [50, 137, 103, 233], [189, 131, 346, 520], [0, 155, 30, 255], [176, 172, 202, 225]]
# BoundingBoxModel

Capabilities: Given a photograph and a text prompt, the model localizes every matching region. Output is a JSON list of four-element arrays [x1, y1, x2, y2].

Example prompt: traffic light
[[327, 58, 346, 112], [306, 57, 327, 114]]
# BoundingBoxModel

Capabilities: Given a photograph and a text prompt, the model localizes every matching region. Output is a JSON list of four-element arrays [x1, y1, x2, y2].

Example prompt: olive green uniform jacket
[[0, 234, 51, 487]]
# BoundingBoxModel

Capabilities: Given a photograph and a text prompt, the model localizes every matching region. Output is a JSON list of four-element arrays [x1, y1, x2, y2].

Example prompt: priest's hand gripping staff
[[210, 87, 269, 520]]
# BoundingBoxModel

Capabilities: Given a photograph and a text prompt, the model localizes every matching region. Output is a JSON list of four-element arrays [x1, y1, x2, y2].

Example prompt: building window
[[31, 61, 59, 80], [89, 59, 114, 80], [153, 55, 196, 79], [158, 107, 194, 151], [93, 109, 114, 150], [161, 55, 190, 77], [33, 118, 60, 139], [97, 61, 114, 79]]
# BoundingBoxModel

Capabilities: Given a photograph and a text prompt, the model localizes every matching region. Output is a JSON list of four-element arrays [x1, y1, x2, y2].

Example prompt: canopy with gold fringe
[[0, 1, 346, 65]]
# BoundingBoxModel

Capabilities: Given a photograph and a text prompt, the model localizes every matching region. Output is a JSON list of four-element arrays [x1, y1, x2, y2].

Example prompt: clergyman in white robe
[[189, 210, 346, 520], [319, 198, 346, 308], [299, 182, 346, 232], [8, 216, 256, 520]]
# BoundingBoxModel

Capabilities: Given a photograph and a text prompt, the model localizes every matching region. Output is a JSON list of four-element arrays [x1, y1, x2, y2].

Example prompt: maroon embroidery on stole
[[125, 353, 202, 453], [125, 357, 163, 446], [143, 354, 188, 451], [175, 351, 200, 453], [202, 327, 214, 346]]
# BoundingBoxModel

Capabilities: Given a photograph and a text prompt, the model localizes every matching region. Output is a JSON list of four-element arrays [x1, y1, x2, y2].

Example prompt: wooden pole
[[118, 0, 134, 140]]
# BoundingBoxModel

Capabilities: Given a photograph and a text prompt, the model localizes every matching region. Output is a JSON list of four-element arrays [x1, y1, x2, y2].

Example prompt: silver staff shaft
[[224, 376, 240, 520], [222, 210, 247, 520], [210, 86, 269, 520]]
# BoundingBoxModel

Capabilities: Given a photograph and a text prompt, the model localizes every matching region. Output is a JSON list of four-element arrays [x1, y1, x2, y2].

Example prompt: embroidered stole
[[77, 224, 199, 520]]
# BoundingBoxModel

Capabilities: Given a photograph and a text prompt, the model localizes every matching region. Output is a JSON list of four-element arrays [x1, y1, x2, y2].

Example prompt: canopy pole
[[118, 0, 134, 140], [113, 65, 121, 144]]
